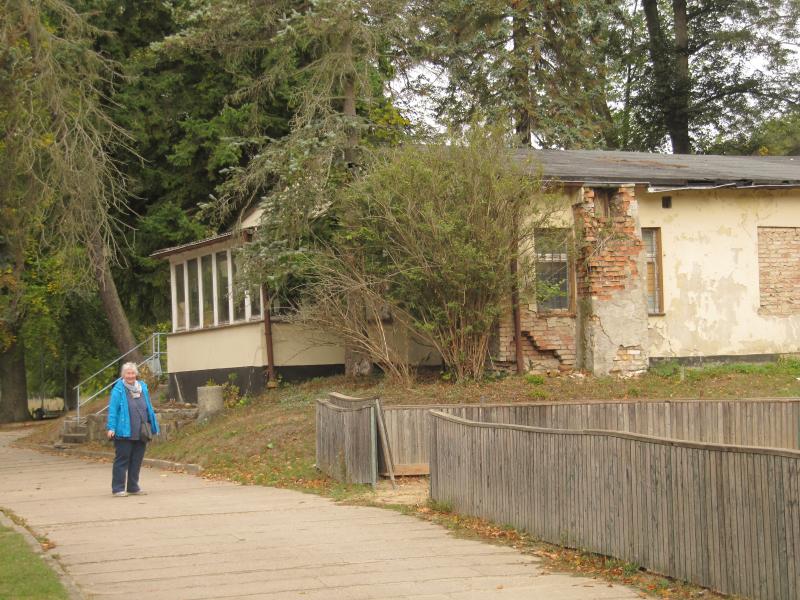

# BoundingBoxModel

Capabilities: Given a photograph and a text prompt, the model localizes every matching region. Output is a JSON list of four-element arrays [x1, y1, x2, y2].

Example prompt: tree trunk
[[344, 345, 373, 378], [340, 28, 372, 378], [0, 327, 30, 423], [88, 234, 143, 363], [641, 0, 671, 118], [342, 29, 359, 167], [618, 0, 641, 149], [343, 265, 373, 378], [511, 1, 533, 147], [669, 0, 691, 154], [510, 257, 525, 374], [642, 0, 692, 154], [261, 284, 277, 385], [64, 364, 81, 411]]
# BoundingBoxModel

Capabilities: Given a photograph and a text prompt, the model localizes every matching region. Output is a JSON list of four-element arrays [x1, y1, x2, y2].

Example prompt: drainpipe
[[510, 204, 525, 374], [261, 284, 277, 387], [510, 257, 525, 375]]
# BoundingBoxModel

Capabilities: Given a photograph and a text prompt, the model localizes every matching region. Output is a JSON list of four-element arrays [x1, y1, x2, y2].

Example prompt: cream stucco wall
[[271, 322, 346, 366], [166, 319, 440, 374], [367, 323, 442, 367], [638, 187, 800, 358], [167, 321, 345, 374]]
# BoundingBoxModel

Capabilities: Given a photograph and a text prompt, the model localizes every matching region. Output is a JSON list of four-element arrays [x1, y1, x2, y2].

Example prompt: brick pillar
[[574, 186, 649, 376]]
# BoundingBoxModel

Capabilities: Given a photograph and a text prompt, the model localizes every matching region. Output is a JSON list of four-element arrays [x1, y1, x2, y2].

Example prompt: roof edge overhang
[[648, 183, 800, 193], [150, 229, 253, 260], [545, 177, 800, 190]]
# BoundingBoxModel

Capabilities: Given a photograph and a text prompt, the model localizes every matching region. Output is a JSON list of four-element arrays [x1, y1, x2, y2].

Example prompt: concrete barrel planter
[[197, 385, 224, 420]]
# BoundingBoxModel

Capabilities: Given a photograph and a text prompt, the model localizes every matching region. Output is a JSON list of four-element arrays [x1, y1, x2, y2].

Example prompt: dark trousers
[[112, 438, 147, 493]]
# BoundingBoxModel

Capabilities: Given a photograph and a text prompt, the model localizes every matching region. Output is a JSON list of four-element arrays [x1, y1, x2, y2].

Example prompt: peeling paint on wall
[[640, 187, 800, 358]]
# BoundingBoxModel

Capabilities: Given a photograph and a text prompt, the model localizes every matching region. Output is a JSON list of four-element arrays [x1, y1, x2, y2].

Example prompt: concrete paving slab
[[0, 430, 643, 600]]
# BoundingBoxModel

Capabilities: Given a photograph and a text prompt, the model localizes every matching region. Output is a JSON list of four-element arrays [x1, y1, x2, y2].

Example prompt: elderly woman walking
[[106, 362, 160, 497]]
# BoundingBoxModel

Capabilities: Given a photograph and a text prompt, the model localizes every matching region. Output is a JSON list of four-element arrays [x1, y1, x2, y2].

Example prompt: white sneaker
[[112, 491, 128, 497]]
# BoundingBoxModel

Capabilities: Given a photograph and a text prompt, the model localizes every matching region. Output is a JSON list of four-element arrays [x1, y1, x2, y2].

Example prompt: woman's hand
[[107, 430, 115, 440]]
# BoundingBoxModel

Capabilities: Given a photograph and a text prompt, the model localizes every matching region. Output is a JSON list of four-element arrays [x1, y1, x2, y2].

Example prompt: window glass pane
[[250, 286, 262, 319], [216, 251, 230, 324], [175, 263, 186, 330], [642, 228, 661, 313], [187, 258, 200, 328], [646, 263, 658, 312], [536, 262, 570, 310], [535, 228, 570, 311], [643, 228, 657, 255], [201, 255, 214, 327], [231, 252, 246, 321]]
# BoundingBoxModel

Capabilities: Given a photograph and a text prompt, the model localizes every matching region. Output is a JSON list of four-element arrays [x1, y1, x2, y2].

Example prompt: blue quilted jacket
[[106, 379, 160, 438]]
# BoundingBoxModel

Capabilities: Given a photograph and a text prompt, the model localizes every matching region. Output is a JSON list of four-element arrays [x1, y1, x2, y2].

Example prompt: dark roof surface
[[520, 149, 800, 187]]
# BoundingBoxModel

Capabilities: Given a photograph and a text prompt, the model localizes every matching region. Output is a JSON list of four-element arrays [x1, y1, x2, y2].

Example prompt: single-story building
[[153, 150, 800, 399], [496, 150, 800, 376]]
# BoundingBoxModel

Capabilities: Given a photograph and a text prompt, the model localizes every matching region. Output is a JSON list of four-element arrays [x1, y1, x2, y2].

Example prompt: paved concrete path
[[0, 430, 641, 600]]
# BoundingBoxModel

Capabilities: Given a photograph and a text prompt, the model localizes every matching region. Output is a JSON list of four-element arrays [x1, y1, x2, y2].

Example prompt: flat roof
[[150, 232, 236, 260], [520, 149, 800, 187]]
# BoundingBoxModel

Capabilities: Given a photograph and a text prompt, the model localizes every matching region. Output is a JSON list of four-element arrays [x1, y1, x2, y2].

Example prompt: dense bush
[[298, 127, 565, 381]]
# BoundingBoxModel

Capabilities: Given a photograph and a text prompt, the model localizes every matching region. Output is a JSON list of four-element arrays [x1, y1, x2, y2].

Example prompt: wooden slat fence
[[428, 410, 800, 600], [315, 398, 377, 484], [382, 399, 800, 471]]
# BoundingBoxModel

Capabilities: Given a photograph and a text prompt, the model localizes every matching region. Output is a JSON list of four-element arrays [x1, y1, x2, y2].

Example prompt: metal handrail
[[74, 333, 167, 421], [74, 336, 154, 391], [82, 378, 120, 416], [88, 354, 164, 417]]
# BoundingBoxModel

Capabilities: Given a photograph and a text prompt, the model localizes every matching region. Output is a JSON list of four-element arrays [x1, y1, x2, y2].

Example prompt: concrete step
[[52, 442, 83, 450], [61, 432, 88, 443], [61, 418, 88, 432]]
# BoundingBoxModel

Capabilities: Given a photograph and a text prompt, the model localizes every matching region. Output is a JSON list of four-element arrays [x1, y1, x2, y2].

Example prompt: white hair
[[120, 362, 139, 377]]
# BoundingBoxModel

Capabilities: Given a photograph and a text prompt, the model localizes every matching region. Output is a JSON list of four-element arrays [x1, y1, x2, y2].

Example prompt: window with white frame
[[534, 228, 573, 311], [171, 248, 263, 332]]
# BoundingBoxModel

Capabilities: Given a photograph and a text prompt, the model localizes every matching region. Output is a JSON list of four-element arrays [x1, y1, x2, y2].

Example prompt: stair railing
[[74, 332, 167, 422]]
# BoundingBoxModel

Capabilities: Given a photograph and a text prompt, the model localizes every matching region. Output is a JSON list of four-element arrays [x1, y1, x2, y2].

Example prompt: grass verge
[[0, 517, 68, 600]]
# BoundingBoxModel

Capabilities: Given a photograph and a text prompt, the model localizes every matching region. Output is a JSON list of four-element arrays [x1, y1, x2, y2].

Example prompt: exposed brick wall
[[574, 186, 649, 376], [495, 308, 576, 373], [612, 345, 647, 375], [574, 187, 643, 301], [758, 227, 800, 316]]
